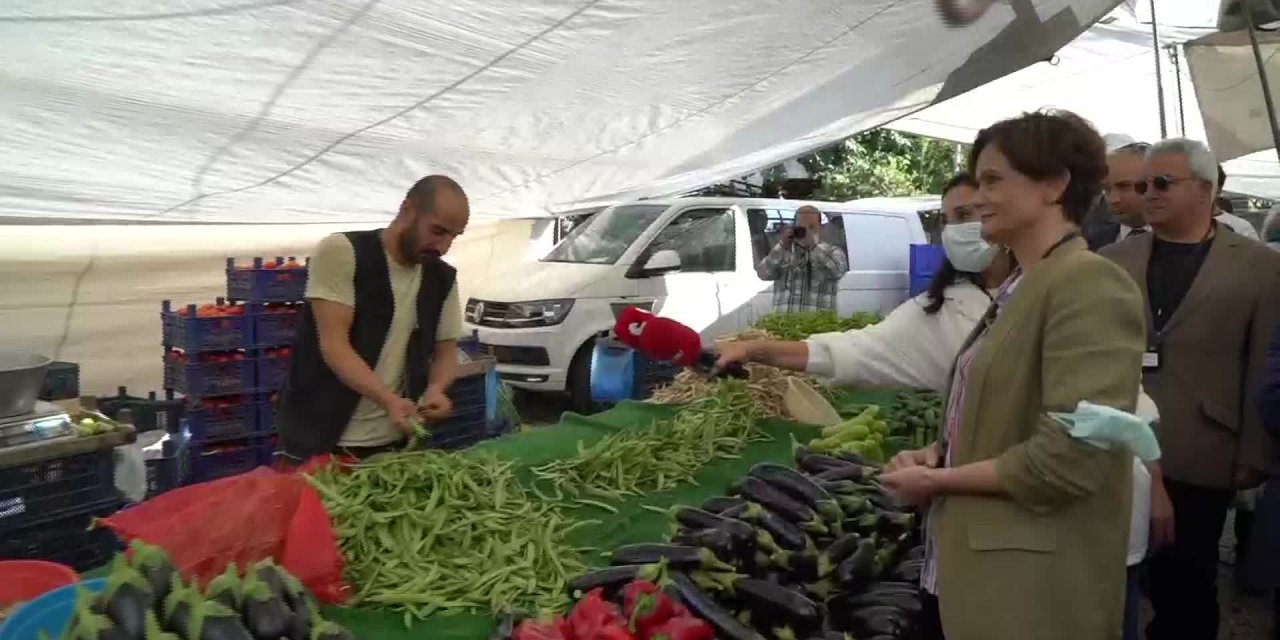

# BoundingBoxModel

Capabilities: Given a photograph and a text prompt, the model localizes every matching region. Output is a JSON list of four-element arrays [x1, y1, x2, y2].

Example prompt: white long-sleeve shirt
[[804, 279, 1160, 566]]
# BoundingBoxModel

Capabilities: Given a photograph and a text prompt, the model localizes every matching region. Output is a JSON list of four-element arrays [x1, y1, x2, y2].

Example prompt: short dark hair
[[968, 109, 1107, 225], [942, 172, 978, 197], [404, 175, 466, 218], [1218, 164, 1227, 191], [1217, 196, 1234, 214]]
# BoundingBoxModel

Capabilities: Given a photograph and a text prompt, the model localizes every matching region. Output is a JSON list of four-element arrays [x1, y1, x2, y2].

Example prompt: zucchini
[[702, 496, 748, 514], [611, 544, 735, 571], [731, 477, 819, 528], [748, 463, 842, 522], [740, 503, 808, 550], [732, 578, 822, 631], [670, 573, 766, 640]]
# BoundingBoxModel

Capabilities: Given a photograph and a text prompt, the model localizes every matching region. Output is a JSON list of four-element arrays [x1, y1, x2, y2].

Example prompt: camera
[[792, 226, 807, 239]]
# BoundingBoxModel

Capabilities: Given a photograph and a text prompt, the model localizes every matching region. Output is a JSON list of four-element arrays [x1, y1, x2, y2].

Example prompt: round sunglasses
[[1134, 175, 1195, 195]]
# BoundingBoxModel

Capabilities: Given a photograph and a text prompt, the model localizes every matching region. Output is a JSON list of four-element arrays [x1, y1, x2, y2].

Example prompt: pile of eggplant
[[53, 541, 354, 640], [567, 450, 926, 640]]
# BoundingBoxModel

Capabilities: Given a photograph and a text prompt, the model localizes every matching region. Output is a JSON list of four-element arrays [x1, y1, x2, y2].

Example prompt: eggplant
[[673, 527, 738, 560], [732, 578, 822, 631], [832, 451, 872, 466], [163, 581, 198, 636], [145, 609, 181, 640], [675, 507, 756, 545], [566, 564, 656, 595], [825, 533, 863, 565], [834, 539, 876, 588], [740, 503, 807, 550], [842, 590, 923, 614], [795, 454, 850, 475], [834, 605, 912, 638], [889, 560, 924, 583], [702, 496, 748, 514], [802, 579, 832, 602], [199, 602, 255, 640], [670, 572, 766, 640], [748, 463, 842, 522], [903, 545, 926, 563], [611, 543, 735, 571], [241, 582, 292, 640], [129, 541, 177, 605], [814, 464, 876, 483], [731, 478, 821, 531], [277, 572, 319, 619], [251, 561, 288, 600], [206, 564, 242, 611], [308, 620, 357, 640], [768, 549, 831, 583], [95, 558, 155, 639], [288, 610, 312, 640]]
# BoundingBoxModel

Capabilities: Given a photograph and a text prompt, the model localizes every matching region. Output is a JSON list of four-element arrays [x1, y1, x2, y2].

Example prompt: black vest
[[274, 229, 456, 460]]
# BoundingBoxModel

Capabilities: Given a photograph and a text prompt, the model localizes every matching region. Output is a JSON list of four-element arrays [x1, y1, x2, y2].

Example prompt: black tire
[[568, 341, 606, 415]]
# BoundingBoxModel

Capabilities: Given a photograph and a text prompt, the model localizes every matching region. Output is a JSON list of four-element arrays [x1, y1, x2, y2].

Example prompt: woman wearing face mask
[[712, 172, 1013, 392]]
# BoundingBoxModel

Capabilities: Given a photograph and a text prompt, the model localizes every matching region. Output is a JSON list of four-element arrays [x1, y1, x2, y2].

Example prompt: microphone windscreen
[[613, 306, 653, 349], [638, 316, 702, 367]]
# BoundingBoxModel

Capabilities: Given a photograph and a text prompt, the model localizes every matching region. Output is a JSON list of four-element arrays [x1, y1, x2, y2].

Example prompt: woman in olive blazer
[[881, 111, 1146, 640]]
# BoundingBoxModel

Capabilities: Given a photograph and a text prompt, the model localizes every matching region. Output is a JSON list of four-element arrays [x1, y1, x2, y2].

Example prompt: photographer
[[755, 205, 848, 312]]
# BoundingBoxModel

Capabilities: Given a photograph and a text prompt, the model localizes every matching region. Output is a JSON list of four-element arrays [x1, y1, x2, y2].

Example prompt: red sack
[[100, 467, 350, 603]]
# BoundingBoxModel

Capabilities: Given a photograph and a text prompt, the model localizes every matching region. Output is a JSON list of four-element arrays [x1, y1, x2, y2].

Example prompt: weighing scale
[[0, 400, 73, 449]]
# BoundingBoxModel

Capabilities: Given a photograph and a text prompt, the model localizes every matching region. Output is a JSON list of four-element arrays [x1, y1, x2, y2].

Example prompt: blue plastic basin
[[0, 578, 105, 640]]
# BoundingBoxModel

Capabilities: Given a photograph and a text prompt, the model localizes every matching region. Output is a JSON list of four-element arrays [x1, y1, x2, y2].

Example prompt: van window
[[543, 204, 667, 264], [747, 208, 800, 264], [647, 207, 735, 273], [842, 213, 911, 272]]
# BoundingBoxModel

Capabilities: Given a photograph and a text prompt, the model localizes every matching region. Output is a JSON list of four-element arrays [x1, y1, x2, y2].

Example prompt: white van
[[464, 197, 931, 410]]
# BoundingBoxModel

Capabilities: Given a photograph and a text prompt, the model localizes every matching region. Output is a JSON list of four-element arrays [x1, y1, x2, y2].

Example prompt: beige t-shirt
[[306, 233, 463, 447]]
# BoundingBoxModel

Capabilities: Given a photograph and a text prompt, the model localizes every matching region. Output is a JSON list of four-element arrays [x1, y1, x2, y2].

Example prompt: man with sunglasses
[[1101, 138, 1280, 640], [1094, 140, 1153, 249]]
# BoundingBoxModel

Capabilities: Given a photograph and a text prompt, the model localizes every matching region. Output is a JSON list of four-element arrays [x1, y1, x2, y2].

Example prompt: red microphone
[[612, 306, 748, 379]]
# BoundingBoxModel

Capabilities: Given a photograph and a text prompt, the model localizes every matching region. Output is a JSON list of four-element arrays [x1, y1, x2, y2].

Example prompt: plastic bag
[[113, 441, 148, 503], [99, 466, 349, 603]]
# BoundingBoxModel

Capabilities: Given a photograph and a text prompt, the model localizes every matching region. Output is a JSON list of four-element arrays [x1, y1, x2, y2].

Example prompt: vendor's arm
[[308, 235, 399, 409], [994, 260, 1145, 514], [809, 242, 849, 281]]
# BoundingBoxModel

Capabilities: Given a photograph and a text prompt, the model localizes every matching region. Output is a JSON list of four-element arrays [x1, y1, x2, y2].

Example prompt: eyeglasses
[[1134, 175, 1193, 195], [1118, 142, 1151, 153]]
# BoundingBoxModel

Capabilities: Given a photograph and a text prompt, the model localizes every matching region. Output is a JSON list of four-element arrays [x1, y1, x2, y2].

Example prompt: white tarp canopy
[[1, 0, 1121, 223], [889, 0, 1280, 200]]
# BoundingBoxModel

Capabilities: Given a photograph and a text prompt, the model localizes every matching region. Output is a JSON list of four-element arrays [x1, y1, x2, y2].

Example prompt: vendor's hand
[[778, 225, 794, 249], [713, 341, 758, 375], [418, 387, 452, 423], [383, 396, 419, 432], [884, 442, 940, 474], [879, 465, 939, 507], [1149, 479, 1175, 550]]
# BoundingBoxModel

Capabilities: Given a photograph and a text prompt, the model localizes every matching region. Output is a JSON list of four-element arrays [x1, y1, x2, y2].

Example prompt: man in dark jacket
[[275, 175, 468, 462]]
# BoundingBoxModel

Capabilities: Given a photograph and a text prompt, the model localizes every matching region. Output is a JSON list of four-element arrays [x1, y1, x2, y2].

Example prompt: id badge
[[1142, 340, 1162, 392], [1142, 351, 1160, 370]]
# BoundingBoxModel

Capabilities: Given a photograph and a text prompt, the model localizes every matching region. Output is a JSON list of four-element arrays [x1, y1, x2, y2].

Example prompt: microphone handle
[[696, 350, 749, 379]]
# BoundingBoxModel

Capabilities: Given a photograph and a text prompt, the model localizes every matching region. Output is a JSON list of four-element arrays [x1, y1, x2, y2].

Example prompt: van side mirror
[[629, 249, 682, 278]]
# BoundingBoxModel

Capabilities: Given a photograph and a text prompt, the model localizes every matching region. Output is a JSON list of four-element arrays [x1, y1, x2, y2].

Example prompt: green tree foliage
[[782, 129, 964, 201]]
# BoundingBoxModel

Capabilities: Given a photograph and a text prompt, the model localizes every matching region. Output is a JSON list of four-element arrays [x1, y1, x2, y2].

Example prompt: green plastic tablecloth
[[85, 390, 901, 640], [321, 390, 899, 640]]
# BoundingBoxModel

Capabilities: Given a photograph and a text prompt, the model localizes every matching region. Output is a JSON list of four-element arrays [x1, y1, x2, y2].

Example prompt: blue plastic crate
[[909, 273, 933, 297], [164, 350, 254, 397], [162, 299, 251, 352], [0, 451, 117, 534], [0, 500, 121, 572], [144, 437, 187, 499], [227, 257, 309, 303], [590, 337, 636, 404], [909, 244, 946, 278], [255, 349, 292, 392], [253, 304, 304, 346], [184, 394, 271, 443], [187, 436, 273, 484]]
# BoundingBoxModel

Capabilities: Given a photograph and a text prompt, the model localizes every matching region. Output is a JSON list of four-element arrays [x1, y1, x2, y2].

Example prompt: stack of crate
[[225, 257, 309, 436]]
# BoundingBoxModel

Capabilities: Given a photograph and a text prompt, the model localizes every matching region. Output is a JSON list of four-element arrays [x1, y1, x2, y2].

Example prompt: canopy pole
[[1149, 0, 1168, 139], [1242, 1, 1280, 164], [1169, 45, 1187, 136]]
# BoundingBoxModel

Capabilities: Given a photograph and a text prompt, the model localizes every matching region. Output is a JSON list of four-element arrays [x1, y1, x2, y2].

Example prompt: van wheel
[[568, 342, 607, 415]]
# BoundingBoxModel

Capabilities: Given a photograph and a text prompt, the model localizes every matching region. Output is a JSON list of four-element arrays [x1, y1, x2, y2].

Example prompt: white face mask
[[941, 221, 996, 273]]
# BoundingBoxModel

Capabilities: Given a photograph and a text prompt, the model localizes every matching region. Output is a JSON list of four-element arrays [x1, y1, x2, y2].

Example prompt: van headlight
[[467, 298, 574, 327]]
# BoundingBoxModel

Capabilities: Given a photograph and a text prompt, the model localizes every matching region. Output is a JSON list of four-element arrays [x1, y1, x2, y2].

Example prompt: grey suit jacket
[[1101, 228, 1280, 487]]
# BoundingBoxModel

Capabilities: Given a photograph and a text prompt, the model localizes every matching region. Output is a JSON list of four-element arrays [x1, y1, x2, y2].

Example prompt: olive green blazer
[[934, 238, 1145, 640]]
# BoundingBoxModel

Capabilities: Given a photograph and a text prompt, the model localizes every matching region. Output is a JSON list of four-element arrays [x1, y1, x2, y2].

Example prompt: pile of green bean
[[307, 451, 590, 626], [532, 380, 770, 500]]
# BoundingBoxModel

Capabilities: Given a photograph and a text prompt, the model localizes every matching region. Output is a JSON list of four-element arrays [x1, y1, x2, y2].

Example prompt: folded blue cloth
[[1048, 401, 1161, 462]]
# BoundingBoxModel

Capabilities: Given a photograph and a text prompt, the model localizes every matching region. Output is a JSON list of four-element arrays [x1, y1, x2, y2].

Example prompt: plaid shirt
[[921, 269, 1023, 594], [756, 242, 848, 312]]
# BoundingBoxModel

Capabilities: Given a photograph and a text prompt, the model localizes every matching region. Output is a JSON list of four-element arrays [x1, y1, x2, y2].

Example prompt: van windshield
[[543, 204, 668, 264]]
